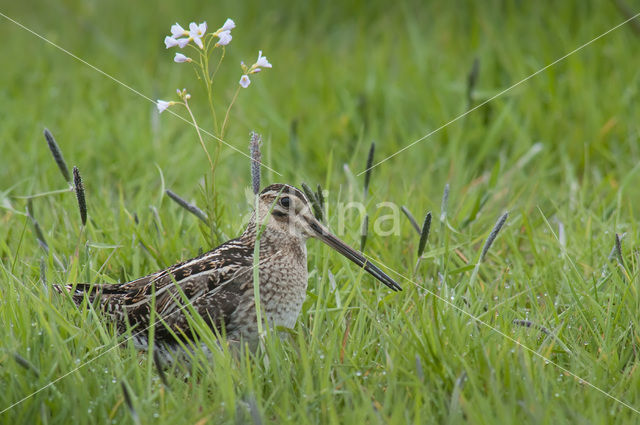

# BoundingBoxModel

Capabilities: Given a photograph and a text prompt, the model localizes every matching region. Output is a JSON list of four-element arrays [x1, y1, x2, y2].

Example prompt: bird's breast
[[257, 243, 309, 329]]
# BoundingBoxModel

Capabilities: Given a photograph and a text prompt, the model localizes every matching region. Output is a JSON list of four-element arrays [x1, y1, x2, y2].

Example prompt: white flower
[[164, 36, 179, 49], [189, 21, 207, 49], [174, 53, 191, 63], [239, 75, 251, 88], [170, 23, 188, 38], [216, 30, 232, 46], [220, 18, 235, 32], [177, 38, 190, 48], [255, 50, 272, 69], [157, 100, 173, 113]]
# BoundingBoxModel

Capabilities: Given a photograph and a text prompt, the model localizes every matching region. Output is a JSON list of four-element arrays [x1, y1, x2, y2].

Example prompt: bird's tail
[[53, 283, 117, 306]]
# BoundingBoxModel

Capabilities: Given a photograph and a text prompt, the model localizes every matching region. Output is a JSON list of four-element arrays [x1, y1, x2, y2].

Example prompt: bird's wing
[[66, 238, 255, 340]]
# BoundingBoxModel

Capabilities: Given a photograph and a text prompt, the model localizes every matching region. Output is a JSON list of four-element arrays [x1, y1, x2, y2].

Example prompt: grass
[[1, 0, 640, 423]]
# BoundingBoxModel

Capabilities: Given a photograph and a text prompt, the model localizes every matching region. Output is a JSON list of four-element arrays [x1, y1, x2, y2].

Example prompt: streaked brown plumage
[[56, 184, 401, 360]]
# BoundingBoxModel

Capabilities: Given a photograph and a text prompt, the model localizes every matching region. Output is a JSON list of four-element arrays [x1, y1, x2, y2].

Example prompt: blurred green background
[[2, 0, 637, 206]]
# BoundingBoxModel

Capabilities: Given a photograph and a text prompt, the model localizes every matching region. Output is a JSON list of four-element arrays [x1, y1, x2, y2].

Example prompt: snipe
[[56, 184, 401, 359]]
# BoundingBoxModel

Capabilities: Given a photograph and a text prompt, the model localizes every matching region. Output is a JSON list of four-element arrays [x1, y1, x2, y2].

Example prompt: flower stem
[[199, 48, 219, 135], [183, 99, 214, 173], [221, 86, 241, 139], [210, 48, 226, 81]]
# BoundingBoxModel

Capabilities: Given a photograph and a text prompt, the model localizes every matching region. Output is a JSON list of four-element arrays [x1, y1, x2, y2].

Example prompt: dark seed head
[[466, 57, 480, 109], [363, 142, 375, 198], [166, 189, 208, 224], [417, 212, 432, 258], [480, 211, 508, 262], [360, 215, 369, 252], [401, 206, 421, 234], [43, 128, 71, 183], [73, 166, 87, 226]]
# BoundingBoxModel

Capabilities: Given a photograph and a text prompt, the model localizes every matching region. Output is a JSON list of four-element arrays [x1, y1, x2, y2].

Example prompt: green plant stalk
[[221, 86, 241, 139], [252, 194, 264, 337], [183, 98, 214, 174]]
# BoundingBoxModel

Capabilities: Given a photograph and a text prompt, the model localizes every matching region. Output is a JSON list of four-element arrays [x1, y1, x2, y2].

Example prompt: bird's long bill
[[309, 221, 402, 291]]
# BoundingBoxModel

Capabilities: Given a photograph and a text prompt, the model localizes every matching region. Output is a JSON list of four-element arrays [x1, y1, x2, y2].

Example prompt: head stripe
[[260, 184, 309, 205]]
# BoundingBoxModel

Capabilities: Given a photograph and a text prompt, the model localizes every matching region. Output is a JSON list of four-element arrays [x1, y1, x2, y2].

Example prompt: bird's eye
[[279, 196, 290, 208]]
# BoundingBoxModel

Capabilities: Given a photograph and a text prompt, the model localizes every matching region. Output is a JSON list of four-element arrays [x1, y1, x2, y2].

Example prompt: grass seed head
[[401, 206, 421, 234], [43, 128, 71, 184], [480, 211, 508, 263], [417, 212, 432, 258], [166, 189, 208, 223], [360, 214, 369, 251], [26, 200, 49, 252], [249, 131, 262, 195], [466, 57, 480, 108], [73, 166, 87, 226], [363, 142, 375, 198], [440, 183, 450, 223]]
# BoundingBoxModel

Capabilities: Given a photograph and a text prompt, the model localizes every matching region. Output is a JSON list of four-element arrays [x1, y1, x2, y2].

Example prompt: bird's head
[[250, 183, 401, 292]]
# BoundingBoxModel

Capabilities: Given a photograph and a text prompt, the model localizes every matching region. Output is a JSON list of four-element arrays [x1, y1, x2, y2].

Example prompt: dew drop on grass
[[554, 393, 560, 398], [355, 371, 362, 377], [154, 413, 160, 418], [112, 378, 117, 384]]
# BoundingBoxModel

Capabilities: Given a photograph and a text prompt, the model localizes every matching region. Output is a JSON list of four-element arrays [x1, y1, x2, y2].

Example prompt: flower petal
[[177, 38, 190, 48], [198, 21, 207, 35], [157, 100, 171, 113], [256, 50, 272, 68], [174, 53, 191, 63], [170, 23, 187, 38], [221, 18, 235, 31], [239, 75, 251, 88], [189, 22, 199, 33], [193, 36, 204, 49], [164, 36, 179, 49], [216, 30, 232, 46]]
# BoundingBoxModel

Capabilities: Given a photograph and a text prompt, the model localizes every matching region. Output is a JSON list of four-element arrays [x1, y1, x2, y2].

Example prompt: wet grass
[[1, 0, 640, 423]]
